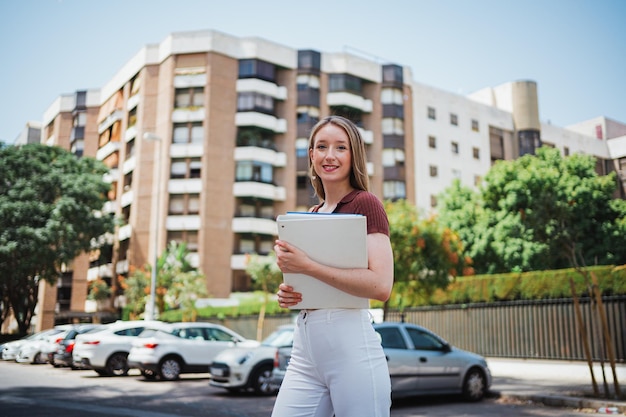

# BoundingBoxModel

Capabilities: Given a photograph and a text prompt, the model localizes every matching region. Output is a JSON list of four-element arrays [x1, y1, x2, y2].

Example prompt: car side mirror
[[441, 343, 452, 353]]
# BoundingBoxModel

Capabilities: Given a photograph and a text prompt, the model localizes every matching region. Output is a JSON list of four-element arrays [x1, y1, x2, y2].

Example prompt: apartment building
[[32, 29, 625, 328], [34, 30, 414, 325]]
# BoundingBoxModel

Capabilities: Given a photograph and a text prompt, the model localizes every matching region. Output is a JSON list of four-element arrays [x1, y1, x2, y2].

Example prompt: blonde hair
[[308, 115, 369, 201]]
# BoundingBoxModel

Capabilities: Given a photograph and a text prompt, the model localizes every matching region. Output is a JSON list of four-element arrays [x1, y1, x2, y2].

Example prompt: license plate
[[211, 368, 224, 376]]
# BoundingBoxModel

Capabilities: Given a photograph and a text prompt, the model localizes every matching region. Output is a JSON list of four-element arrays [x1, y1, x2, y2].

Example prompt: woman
[[272, 115, 394, 417]]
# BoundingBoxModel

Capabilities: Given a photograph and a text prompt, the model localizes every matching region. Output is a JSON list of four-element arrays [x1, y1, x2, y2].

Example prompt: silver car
[[271, 322, 492, 401]]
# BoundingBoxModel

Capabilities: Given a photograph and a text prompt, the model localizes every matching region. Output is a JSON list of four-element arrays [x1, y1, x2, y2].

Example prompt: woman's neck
[[319, 185, 355, 213]]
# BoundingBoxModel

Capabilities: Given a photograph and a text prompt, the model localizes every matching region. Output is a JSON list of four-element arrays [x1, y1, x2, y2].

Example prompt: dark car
[[271, 321, 492, 401], [51, 324, 104, 368]]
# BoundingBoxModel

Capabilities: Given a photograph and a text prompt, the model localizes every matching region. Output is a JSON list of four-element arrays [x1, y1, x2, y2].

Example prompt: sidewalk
[[487, 358, 626, 413]]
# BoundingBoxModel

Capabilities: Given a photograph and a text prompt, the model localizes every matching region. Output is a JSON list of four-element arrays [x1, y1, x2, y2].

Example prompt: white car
[[210, 324, 294, 395], [2, 328, 65, 361], [128, 322, 257, 381], [15, 325, 73, 364], [73, 320, 162, 376]]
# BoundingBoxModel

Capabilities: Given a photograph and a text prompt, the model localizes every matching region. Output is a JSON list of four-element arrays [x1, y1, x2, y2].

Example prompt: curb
[[490, 390, 626, 414]]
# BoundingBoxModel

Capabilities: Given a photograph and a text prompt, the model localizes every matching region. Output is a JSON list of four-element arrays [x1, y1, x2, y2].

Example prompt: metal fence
[[206, 296, 626, 362], [385, 295, 626, 362]]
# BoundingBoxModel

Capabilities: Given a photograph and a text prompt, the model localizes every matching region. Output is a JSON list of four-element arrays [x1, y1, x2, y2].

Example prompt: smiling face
[[309, 123, 353, 187]]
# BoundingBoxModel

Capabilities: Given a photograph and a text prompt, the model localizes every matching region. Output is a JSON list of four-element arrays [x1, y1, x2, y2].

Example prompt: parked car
[[15, 325, 73, 364], [72, 320, 162, 376], [128, 322, 257, 381], [2, 328, 65, 361], [210, 324, 294, 395], [51, 324, 104, 368], [271, 322, 492, 402]]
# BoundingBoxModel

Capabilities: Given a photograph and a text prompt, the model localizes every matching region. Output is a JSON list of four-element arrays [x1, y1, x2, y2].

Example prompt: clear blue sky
[[0, 0, 624, 144]]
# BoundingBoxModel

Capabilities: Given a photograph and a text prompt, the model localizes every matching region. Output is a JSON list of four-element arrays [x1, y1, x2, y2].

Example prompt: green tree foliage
[[0, 143, 114, 334], [121, 241, 206, 320], [438, 147, 626, 273], [384, 199, 473, 309]]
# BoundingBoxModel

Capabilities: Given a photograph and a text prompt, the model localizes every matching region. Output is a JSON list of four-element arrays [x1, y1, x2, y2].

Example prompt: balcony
[[124, 125, 137, 142], [168, 178, 202, 194], [122, 155, 136, 174], [234, 146, 286, 167], [236, 79, 287, 100], [118, 224, 132, 241], [232, 217, 277, 236], [166, 215, 201, 231], [233, 182, 286, 201], [172, 107, 205, 123], [236, 112, 287, 133], [231, 253, 273, 270], [96, 141, 121, 161], [358, 128, 374, 145], [120, 189, 133, 208], [327, 92, 372, 113], [98, 110, 124, 134], [174, 73, 207, 88]]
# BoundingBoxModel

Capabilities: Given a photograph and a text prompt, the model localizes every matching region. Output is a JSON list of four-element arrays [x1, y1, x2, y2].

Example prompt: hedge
[[425, 264, 626, 306]]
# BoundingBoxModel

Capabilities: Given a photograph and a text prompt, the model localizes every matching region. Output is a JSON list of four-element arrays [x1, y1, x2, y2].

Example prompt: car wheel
[[33, 352, 45, 364], [462, 367, 486, 402], [105, 353, 129, 377], [249, 364, 275, 395], [158, 357, 182, 381]]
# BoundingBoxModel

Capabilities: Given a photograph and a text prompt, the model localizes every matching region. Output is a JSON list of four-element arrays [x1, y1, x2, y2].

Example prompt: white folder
[[276, 213, 370, 309]]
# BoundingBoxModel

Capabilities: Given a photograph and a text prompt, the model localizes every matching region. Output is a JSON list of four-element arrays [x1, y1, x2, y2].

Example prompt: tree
[[437, 147, 626, 396], [0, 143, 114, 334], [121, 241, 207, 320], [245, 252, 282, 340], [385, 199, 472, 310]]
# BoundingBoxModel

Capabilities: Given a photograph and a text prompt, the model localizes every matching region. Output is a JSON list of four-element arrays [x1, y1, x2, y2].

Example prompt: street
[[0, 360, 594, 417]]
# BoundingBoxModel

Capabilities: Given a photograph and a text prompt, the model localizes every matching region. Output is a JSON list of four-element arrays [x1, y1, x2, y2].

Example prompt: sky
[[0, 0, 624, 144]]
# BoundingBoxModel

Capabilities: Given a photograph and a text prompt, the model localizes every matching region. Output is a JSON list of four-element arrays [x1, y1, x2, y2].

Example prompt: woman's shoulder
[[353, 190, 384, 206]]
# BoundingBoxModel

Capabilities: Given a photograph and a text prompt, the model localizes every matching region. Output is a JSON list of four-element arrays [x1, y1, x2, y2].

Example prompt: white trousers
[[271, 309, 391, 417]]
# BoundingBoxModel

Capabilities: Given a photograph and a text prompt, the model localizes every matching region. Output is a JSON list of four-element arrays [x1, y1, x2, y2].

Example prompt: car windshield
[[261, 328, 293, 347]]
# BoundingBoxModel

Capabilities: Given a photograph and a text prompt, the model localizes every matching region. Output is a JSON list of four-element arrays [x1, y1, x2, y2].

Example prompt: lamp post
[[143, 132, 161, 321]]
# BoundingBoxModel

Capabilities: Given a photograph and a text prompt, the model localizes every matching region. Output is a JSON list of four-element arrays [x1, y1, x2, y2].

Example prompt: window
[[127, 108, 137, 128], [236, 161, 273, 183], [297, 50, 321, 71], [430, 195, 437, 208], [564, 146, 570, 156], [471, 119, 479, 132], [450, 113, 458, 126], [451, 142, 459, 154], [474, 175, 482, 186], [383, 181, 406, 200], [169, 194, 200, 215], [377, 327, 407, 349], [382, 64, 403, 85], [452, 169, 461, 179], [125, 139, 135, 160], [473, 147, 480, 159], [167, 230, 199, 252], [328, 74, 363, 94], [381, 118, 404, 135], [382, 149, 405, 167], [170, 157, 202, 179], [429, 165, 438, 177], [239, 59, 276, 82], [175, 87, 204, 108], [427, 106, 436, 120], [381, 88, 403, 105], [237, 92, 274, 114], [73, 112, 87, 127], [428, 135, 436, 148], [173, 122, 203, 144], [406, 328, 445, 350]]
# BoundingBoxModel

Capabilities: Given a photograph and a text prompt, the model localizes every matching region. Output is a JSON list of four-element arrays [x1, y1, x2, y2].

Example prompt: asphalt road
[[0, 360, 594, 417]]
